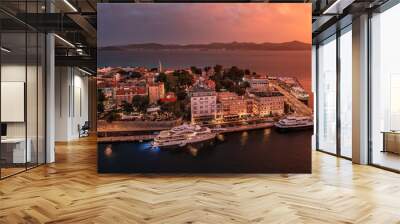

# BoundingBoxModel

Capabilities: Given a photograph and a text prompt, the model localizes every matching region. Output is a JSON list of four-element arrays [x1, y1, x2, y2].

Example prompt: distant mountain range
[[99, 41, 310, 51]]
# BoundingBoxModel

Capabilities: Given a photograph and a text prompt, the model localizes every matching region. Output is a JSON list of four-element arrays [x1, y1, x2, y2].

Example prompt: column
[[352, 14, 369, 164]]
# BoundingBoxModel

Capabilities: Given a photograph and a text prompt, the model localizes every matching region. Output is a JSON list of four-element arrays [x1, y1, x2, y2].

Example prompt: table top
[[1, 138, 29, 143], [381, 131, 400, 134]]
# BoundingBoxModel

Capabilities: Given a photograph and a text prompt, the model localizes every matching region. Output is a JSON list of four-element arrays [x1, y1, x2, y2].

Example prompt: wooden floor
[[1, 137, 400, 224]]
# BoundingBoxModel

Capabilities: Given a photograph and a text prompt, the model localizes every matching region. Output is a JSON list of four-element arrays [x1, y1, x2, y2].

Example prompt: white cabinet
[[1, 138, 31, 163]]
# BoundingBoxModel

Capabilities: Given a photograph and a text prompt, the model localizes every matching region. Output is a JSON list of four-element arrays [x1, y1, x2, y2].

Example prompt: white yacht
[[152, 124, 216, 148], [274, 116, 313, 131], [290, 86, 309, 101]]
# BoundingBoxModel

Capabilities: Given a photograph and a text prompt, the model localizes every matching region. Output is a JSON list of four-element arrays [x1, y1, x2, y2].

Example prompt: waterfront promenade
[[270, 80, 313, 116], [97, 121, 275, 143], [97, 120, 181, 132], [97, 134, 157, 143], [216, 122, 274, 133]]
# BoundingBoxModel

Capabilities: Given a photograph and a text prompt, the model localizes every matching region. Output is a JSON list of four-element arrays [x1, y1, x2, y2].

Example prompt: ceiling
[[0, 0, 392, 73]]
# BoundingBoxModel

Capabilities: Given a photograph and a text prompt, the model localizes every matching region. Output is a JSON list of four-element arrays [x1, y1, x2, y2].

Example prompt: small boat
[[152, 124, 216, 148], [212, 127, 228, 133], [274, 116, 313, 132]]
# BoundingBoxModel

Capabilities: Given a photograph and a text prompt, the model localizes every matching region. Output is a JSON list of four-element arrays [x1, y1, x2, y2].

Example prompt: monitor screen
[[1, 123, 7, 137]]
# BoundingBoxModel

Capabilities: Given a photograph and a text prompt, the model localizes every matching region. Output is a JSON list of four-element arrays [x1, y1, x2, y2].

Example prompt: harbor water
[[98, 128, 312, 173]]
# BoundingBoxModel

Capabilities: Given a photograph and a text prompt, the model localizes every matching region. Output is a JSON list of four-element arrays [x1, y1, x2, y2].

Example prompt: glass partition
[[1, 31, 28, 177], [38, 32, 45, 165], [317, 35, 337, 154], [0, 3, 46, 179], [27, 31, 38, 169], [370, 3, 400, 171], [339, 26, 352, 158]]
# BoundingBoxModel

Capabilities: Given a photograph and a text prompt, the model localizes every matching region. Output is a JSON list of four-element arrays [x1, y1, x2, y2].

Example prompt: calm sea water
[[98, 129, 312, 173]]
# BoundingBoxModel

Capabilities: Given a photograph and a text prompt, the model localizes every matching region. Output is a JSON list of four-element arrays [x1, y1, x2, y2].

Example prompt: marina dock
[[97, 122, 275, 143]]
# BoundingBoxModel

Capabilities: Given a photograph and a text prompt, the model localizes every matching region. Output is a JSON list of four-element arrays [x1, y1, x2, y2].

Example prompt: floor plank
[[1, 137, 400, 224]]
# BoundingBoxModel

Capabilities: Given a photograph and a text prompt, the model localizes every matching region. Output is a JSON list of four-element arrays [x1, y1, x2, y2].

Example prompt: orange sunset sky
[[98, 3, 311, 47]]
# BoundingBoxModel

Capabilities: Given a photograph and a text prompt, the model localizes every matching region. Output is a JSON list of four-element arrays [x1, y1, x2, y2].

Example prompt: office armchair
[[79, 121, 90, 138]]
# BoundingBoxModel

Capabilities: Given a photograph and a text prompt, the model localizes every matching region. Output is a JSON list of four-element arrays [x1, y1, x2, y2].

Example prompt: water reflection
[[240, 131, 249, 146], [263, 129, 271, 143], [150, 146, 160, 153], [105, 144, 113, 157], [140, 142, 153, 151], [187, 145, 198, 157], [98, 128, 312, 173]]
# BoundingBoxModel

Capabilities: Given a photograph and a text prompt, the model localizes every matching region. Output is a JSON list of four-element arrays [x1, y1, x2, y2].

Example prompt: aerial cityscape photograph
[[97, 3, 312, 173]]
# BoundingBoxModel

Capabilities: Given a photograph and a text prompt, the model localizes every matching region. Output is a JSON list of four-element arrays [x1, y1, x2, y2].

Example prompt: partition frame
[[315, 23, 353, 160], [0, 1, 47, 180]]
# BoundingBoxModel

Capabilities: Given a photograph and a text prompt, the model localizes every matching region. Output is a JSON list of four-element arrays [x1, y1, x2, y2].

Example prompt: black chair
[[79, 121, 90, 138]]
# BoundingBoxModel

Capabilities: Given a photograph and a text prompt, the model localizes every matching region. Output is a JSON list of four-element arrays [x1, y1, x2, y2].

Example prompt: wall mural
[[97, 3, 312, 173]]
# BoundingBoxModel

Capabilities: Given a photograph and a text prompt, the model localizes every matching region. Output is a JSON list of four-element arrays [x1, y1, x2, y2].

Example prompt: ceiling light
[[54, 34, 75, 48], [1, 47, 11, 53], [322, 0, 355, 15], [63, 0, 78, 12], [78, 67, 93, 76]]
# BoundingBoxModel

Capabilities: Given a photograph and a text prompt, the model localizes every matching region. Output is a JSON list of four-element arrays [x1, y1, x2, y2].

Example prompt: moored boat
[[152, 124, 216, 148], [274, 116, 313, 132]]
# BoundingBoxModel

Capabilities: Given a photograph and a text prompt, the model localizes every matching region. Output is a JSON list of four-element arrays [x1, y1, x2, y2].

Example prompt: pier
[[97, 122, 275, 143], [97, 134, 157, 143], [270, 81, 313, 116], [216, 122, 274, 133]]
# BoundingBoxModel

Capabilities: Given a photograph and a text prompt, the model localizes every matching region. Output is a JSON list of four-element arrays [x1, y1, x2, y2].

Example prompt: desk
[[382, 131, 400, 154], [1, 138, 31, 164]]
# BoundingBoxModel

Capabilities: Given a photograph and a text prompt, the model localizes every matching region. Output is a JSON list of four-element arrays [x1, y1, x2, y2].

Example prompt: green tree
[[97, 102, 104, 114], [156, 72, 167, 82], [130, 71, 142, 79], [190, 66, 202, 75], [121, 101, 133, 114], [156, 72, 172, 92], [221, 79, 234, 91], [210, 65, 224, 91], [167, 75, 178, 92], [132, 95, 149, 113], [224, 66, 244, 83], [214, 64, 223, 76], [105, 110, 121, 123], [176, 90, 187, 101], [97, 90, 106, 113], [173, 70, 194, 87], [97, 89, 106, 102], [240, 81, 250, 88]]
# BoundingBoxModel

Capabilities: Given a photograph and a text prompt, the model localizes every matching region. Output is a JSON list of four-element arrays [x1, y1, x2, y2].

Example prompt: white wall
[[1, 62, 46, 164], [55, 67, 89, 141], [1, 64, 42, 138], [1, 64, 26, 138]]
